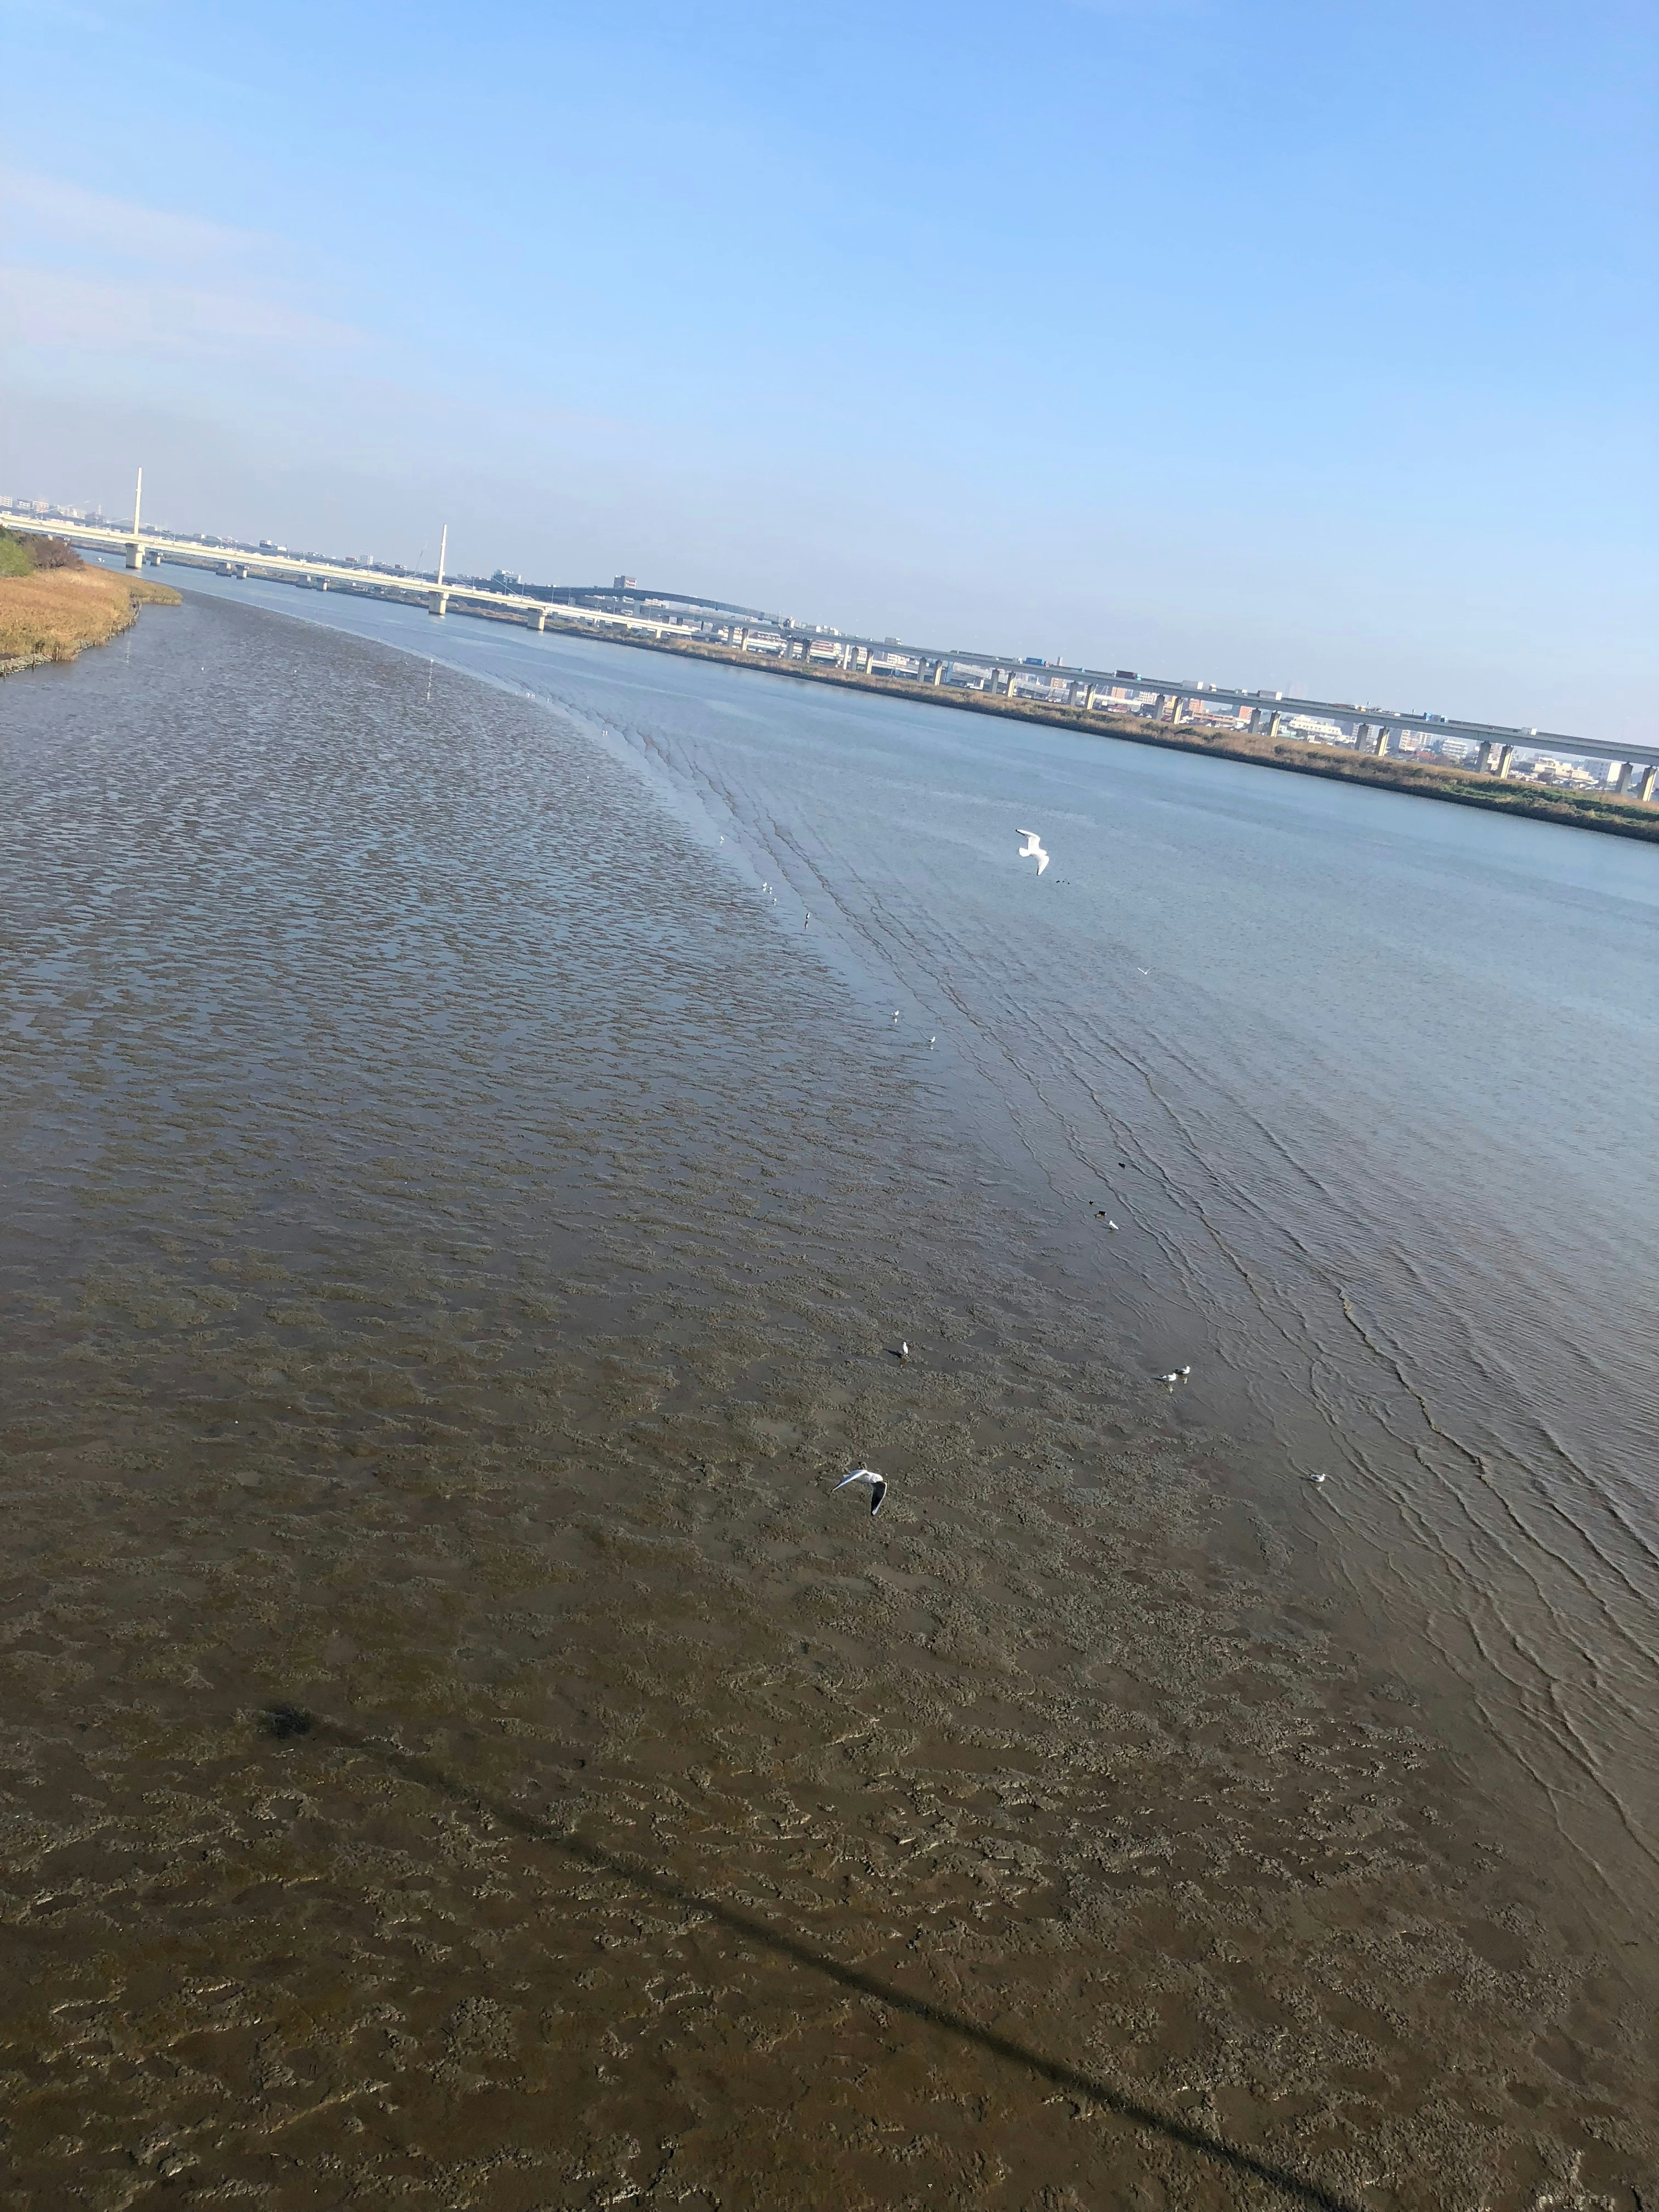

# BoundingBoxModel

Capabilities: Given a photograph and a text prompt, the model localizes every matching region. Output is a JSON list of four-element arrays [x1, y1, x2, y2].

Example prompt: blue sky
[[2, 0, 1653, 734]]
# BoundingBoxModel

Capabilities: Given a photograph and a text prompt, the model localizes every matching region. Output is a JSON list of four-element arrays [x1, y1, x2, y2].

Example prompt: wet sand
[[1, 601, 1654, 2209]]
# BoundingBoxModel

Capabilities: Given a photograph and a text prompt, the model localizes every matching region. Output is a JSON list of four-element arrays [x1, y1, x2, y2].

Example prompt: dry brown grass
[[0, 564, 180, 668]]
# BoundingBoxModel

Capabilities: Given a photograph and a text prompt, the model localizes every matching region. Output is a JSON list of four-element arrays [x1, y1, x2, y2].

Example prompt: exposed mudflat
[[2, 601, 1653, 2210]]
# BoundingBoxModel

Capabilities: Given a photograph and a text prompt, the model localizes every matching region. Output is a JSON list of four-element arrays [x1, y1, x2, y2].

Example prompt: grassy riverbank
[[0, 528, 179, 672]]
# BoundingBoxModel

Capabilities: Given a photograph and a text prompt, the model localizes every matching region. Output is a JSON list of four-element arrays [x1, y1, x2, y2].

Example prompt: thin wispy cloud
[[0, 267, 359, 356], [2, 167, 257, 266], [0, 165, 362, 362]]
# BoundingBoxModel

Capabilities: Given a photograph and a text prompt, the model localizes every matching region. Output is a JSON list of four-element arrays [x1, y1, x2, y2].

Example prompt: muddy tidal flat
[[1, 597, 1654, 2211]]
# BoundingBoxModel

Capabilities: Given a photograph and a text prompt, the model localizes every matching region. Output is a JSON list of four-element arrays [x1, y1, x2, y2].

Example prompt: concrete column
[[931, 660, 944, 686], [1494, 745, 1514, 778], [1373, 725, 1391, 758], [528, 607, 548, 632], [1169, 695, 1186, 726], [1614, 760, 1636, 794], [1639, 763, 1659, 803], [428, 590, 448, 619]]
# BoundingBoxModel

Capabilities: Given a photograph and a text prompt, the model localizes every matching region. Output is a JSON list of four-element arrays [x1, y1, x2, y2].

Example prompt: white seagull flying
[[1017, 829, 1050, 875], [835, 1466, 887, 1516]]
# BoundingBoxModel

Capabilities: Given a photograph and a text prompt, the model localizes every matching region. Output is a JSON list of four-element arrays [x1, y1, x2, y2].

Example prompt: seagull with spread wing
[[835, 1466, 887, 1517]]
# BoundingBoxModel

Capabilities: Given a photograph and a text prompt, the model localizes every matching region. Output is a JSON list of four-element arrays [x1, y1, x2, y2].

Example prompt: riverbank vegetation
[[0, 528, 179, 671]]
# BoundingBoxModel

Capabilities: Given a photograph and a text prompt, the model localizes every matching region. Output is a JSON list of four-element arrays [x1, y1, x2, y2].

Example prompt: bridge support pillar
[[428, 590, 449, 618], [527, 607, 548, 632], [931, 660, 944, 686], [1614, 759, 1636, 794], [1639, 764, 1659, 803], [1494, 745, 1515, 778], [125, 540, 144, 569]]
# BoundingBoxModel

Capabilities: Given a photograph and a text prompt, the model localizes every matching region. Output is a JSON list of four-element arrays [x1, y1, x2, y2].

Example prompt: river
[[3, 578, 1655, 2208], [182, 572, 1659, 1906]]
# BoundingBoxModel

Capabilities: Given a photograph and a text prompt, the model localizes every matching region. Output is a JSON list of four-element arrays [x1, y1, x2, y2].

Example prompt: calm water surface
[[169, 571, 1659, 1910]]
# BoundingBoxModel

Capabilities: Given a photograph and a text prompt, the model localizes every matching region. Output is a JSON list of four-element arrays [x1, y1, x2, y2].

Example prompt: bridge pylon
[[126, 464, 144, 569]]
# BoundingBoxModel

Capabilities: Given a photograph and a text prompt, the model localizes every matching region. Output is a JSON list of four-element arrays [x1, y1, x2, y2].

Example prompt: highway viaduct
[[726, 635, 1658, 795]]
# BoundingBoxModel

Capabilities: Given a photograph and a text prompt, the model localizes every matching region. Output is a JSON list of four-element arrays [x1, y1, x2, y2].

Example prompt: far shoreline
[[555, 617, 1659, 848]]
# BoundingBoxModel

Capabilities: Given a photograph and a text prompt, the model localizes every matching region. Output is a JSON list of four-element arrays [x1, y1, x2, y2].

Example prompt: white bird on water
[[835, 1466, 887, 1516], [1017, 829, 1051, 875], [1307, 1471, 1328, 1486]]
